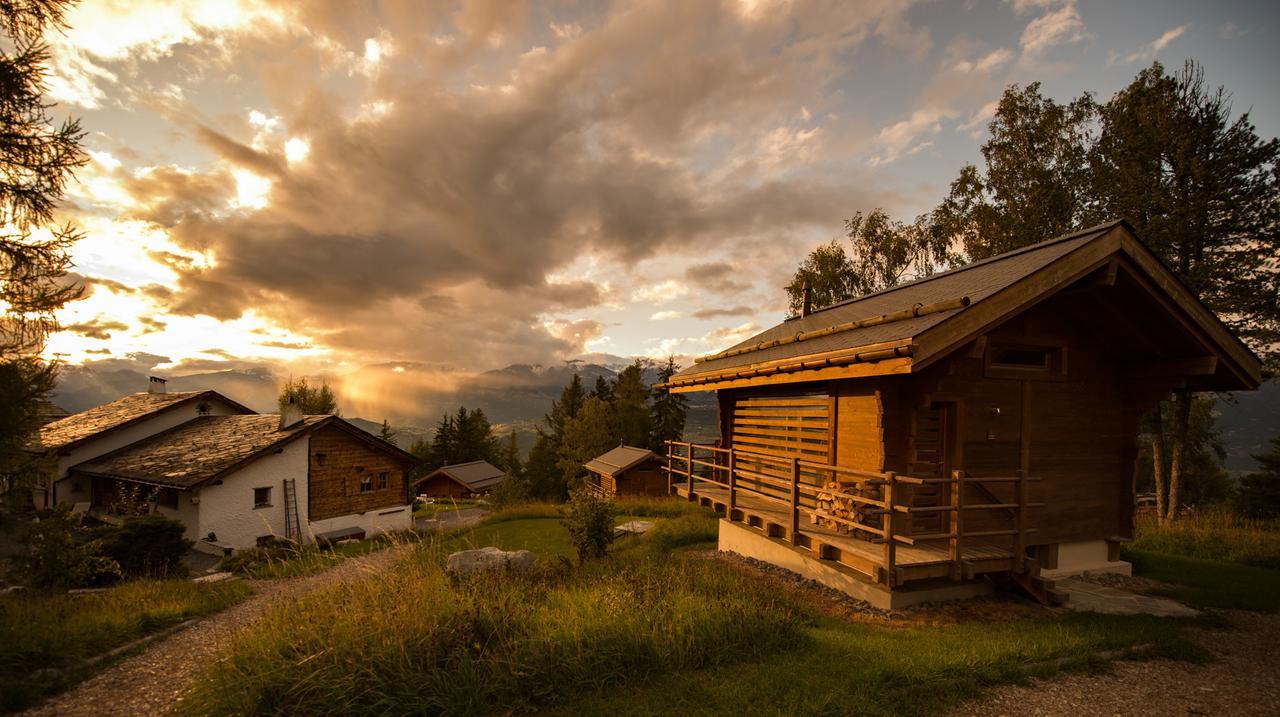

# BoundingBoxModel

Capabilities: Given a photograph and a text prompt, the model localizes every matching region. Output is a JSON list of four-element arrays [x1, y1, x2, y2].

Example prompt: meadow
[[0, 578, 251, 713], [177, 499, 1232, 717]]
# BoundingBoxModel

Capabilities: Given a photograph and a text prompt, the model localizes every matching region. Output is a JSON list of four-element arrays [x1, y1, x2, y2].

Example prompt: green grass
[[220, 532, 413, 579], [1131, 509, 1280, 569], [0, 578, 251, 713], [549, 611, 1201, 717], [414, 498, 482, 518], [181, 504, 1216, 717], [1125, 547, 1280, 612]]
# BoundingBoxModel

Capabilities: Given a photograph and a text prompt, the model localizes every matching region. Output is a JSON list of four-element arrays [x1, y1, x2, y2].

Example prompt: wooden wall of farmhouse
[[308, 426, 409, 522], [617, 462, 667, 496], [416, 474, 471, 498], [912, 300, 1135, 546]]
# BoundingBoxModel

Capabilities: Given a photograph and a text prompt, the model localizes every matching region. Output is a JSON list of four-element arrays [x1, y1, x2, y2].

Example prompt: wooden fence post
[[665, 441, 673, 496], [882, 472, 896, 587], [951, 470, 965, 576], [1014, 469, 1027, 573], [790, 456, 801, 544], [727, 449, 736, 520], [685, 443, 695, 501]]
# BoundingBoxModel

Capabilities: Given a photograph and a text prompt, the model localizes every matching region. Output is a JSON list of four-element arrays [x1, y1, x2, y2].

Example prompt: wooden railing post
[[789, 456, 801, 543], [727, 448, 736, 519], [950, 470, 964, 578], [882, 472, 897, 587], [665, 441, 673, 496], [685, 442, 695, 501], [1014, 469, 1027, 572]]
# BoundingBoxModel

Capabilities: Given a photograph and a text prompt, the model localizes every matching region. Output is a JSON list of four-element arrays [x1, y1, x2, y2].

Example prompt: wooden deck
[[676, 480, 1018, 585]]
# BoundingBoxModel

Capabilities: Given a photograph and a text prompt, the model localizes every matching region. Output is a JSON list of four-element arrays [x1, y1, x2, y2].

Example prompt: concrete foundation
[[1040, 540, 1132, 580], [717, 519, 992, 609]]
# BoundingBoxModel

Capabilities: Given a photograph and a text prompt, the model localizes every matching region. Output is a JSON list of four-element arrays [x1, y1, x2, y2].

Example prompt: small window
[[157, 488, 179, 509], [991, 346, 1051, 369], [985, 341, 1066, 380], [253, 487, 272, 508], [376, 472, 389, 490], [358, 475, 374, 493]]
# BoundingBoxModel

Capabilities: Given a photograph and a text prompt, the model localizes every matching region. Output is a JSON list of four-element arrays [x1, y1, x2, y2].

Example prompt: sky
[[42, 0, 1280, 384]]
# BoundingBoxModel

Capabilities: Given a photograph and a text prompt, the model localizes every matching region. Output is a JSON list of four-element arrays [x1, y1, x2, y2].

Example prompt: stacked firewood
[[813, 479, 880, 539]]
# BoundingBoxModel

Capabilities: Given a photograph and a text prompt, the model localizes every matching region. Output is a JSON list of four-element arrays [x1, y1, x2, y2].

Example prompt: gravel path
[[949, 609, 1280, 717], [22, 544, 413, 717]]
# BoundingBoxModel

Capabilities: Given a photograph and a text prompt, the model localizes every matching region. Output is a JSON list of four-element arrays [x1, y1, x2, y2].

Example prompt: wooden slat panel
[[735, 408, 829, 418], [736, 397, 830, 408], [731, 425, 830, 441]]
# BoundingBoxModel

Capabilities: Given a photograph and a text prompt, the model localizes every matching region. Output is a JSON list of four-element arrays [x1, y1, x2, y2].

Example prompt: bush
[[18, 504, 120, 590], [97, 515, 194, 578], [563, 487, 616, 562], [488, 475, 531, 511]]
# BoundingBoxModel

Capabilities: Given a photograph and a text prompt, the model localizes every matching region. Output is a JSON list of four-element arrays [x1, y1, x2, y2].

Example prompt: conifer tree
[[612, 359, 651, 448], [650, 357, 689, 452]]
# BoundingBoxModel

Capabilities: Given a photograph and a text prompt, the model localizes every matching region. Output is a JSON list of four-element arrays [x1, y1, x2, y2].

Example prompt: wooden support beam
[[1124, 356, 1218, 379], [882, 472, 897, 587]]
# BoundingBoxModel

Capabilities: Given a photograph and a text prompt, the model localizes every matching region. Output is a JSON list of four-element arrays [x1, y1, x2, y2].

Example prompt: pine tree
[[1237, 434, 1280, 520], [499, 431, 522, 478], [0, 0, 87, 508], [590, 374, 614, 403], [545, 373, 586, 443], [612, 359, 651, 448], [378, 419, 397, 446], [525, 431, 563, 500], [649, 357, 689, 452]]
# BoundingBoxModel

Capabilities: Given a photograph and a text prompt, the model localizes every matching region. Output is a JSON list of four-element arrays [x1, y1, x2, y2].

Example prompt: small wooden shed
[[662, 220, 1261, 608], [584, 445, 666, 497], [414, 460, 508, 498]]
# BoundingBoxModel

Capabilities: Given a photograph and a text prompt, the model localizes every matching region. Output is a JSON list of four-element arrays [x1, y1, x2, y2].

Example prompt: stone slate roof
[[418, 460, 508, 491], [72, 414, 329, 488], [585, 445, 658, 477], [30, 391, 253, 452], [675, 222, 1119, 382]]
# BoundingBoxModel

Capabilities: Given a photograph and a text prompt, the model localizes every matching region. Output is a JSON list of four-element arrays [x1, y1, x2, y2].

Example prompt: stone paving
[[1057, 577, 1199, 617]]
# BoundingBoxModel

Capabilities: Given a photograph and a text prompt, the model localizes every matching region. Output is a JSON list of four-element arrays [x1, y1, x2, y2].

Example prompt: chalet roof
[[71, 414, 330, 488], [416, 460, 508, 492], [585, 445, 658, 477], [669, 220, 1262, 392], [29, 390, 254, 452]]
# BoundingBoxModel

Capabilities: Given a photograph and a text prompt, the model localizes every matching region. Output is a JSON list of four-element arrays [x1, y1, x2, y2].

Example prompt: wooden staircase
[[1007, 571, 1071, 606]]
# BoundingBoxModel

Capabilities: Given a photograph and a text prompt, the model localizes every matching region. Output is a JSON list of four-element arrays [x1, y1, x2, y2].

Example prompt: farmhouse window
[[359, 475, 374, 493], [157, 487, 179, 509], [253, 486, 272, 508], [984, 340, 1066, 380], [376, 472, 389, 490]]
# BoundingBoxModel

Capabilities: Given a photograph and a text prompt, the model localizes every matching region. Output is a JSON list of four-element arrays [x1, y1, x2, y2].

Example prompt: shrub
[[488, 475, 531, 511], [97, 515, 194, 578], [563, 487, 616, 562], [18, 504, 120, 590]]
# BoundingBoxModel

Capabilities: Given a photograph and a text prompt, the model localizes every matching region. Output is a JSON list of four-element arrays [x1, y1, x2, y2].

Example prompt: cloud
[[1019, 2, 1089, 57], [684, 263, 751, 295], [1107, 24, 1189, 65], [1219, 22, 1248, 40], [691, 305, 755, 320], [650, 310, 683, 321], [63, 319, 130, 340]]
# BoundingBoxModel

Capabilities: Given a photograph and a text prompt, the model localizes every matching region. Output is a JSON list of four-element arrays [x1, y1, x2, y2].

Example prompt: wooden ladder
[[283, 478, 301, 540]]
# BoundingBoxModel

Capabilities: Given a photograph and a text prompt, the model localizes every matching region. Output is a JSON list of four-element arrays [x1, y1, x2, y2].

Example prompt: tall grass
[[220, 531, 417, 579], [1132, 508, 1280, 569], [0, 579, 251, 712], [180, 540, 804, 716]]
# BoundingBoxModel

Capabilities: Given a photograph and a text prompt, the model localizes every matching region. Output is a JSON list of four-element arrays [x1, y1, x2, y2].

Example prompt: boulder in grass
[[446, 546, 535, 575]]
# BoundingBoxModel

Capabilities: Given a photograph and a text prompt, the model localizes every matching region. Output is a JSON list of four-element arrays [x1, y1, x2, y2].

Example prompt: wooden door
[[908, 402, 954, 534]]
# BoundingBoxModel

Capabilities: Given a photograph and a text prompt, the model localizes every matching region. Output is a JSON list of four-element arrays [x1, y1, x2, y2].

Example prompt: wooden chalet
[[584, 445, 666, 497], [414, 460, 508, 498], [662, 221, 1262, 608]]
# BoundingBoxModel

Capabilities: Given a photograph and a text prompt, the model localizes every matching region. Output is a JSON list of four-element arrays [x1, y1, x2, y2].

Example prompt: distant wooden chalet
[[662, 221, 1262, 608], [584, 445, 666, 497], [27, 379, 419, 553], [414, 460, 508, 498]]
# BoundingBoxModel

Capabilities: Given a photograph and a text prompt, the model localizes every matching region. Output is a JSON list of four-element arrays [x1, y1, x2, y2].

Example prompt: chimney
[[800, 283, 813, 318], [279, 396, 304, 431], [148, 376, 167, 394]]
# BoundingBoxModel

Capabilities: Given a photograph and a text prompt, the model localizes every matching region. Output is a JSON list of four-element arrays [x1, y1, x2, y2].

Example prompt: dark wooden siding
[[308, 426, 410, 522]]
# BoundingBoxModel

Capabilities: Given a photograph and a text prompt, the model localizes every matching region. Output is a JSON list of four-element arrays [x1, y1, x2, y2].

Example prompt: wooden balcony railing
[[663, 441, 1040, 586]]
